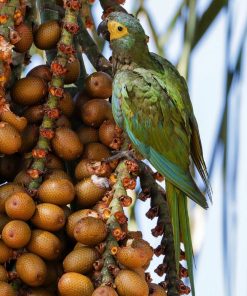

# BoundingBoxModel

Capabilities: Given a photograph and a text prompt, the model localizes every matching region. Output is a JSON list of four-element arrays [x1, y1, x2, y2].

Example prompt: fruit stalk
[[27, 0, 82, 191], [138, 161, 180, 296]]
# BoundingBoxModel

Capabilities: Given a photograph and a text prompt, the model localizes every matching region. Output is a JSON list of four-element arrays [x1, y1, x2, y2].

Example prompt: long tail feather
[[166, 180, 195, 296]]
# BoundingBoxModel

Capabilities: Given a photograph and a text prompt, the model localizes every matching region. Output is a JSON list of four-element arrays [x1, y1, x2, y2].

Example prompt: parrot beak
[[97, 20, 110, 41]]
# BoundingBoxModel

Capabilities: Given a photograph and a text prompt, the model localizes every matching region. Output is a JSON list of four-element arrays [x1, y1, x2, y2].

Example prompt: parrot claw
[[103, 149, 136, 162]]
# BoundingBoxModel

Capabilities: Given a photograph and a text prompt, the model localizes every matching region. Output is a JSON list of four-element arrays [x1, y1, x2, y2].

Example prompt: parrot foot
[[104, 149, 136, 162]]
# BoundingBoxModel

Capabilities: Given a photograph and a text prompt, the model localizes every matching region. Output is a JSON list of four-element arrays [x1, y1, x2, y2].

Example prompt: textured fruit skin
[[73, 217, 107, 246], [74, 91, 91, 117], [44, 169, 71, 181], [0, 183, 24, 213], [34, 20, 61, 50], [52, 127, 83, 160], [92, 286, 118, 296], [12, 76, 47, 105], [20, 124, 39, 153], [2, 220, 31, 248], [81, 99, 113, 127], [24, 105, 44, 123], [38, 178, 75, 206], [63, 247, 98, 274], [0, 281, 16, 296], [115, 270, 149, 296], [13, 170, 32, 187], [5, 192, 35, 221], [0, 265, 8, 282], [59, 92, 75, 117], [16, 253, 47, 287], [64, 59, 80, 84], [75, 178, 107, 208], [66, 209, 99, 238], [1, 110, 27, 132], [77, 126, 99, 145], [27, 65, 52, 82], [74, 159, 95, 180], [82, 142, 110, 161], [14, 23, 33, 53], [55, 115, 72, 128], [45, 153, 64, 170], [31, 203, 66, 231], [99, 120, 117, 147], [0, 240, 13, 263], [27, 229, 62, 260], [58, 272, 94, 296], [149, 283, 167, 296], [116, 245, 149, 269], [85, 72, 112, 99], [0, 122, 21, 155]]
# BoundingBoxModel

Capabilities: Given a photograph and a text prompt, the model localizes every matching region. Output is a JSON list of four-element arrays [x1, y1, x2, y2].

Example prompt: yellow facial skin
[[107, 21, 129, 41]]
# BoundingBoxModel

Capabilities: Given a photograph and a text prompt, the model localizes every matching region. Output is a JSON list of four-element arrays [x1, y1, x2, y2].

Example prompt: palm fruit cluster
[[0, 0, 190, 296]]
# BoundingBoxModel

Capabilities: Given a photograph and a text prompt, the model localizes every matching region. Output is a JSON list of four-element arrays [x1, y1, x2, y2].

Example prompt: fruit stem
[[138, 161, 180, 296], [27, 0, 82, 191]]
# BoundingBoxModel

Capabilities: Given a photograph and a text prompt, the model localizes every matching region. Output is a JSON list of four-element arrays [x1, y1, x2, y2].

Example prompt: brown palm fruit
[[44, 169, 71, 181], [45, 153, 64, 170], [92, 286, 118, 296], [27, 65, 52, 82], [14, 23, 33, 53], [149, 283, 167, 296], [55, 115, 71, 128], [24, 105, 44, 123], [16, 253, 47, 287], [85, 72, 112, 99], [13, 170, 32, 187], [81, 99, 113, 127], [63, 247, 98, 274], [27, 229, 62, 260], [0, 214, 10, 232], [11, 77, 47, 105], [0, 154, 21, 181], [0, 122, 21, 154], [66, 209, 99, 238], [59, 91, 74, 117], [58, 272, 94, 296], [77, 126, 99, 145], [0, 183, 24, 213], [75, 178, 107, 208], [20, 124, 39, 153], [64, 59, 80, 84], [0, 265, 8, 282], [73, 217, 107, 246], [82, 142, 110, 161], [0, 240, 13, 263], [52, 127, 83, 160], [34, 20, 61, 50], [0, 281, 16, 296], [132, 239, 153, 269], [99, 120, 122, 149], [5, 192, 35, 221], [115, 270, 149, 296], [0, 110, 27, 132], [115, 239, 153, 269], [38, 178, 75, 206], [31, 203, 66, 232], [26, 288, 55, 296], [75, 159, 111, 180], [2, 220, 31, 248], [74, 91, 91, 117]]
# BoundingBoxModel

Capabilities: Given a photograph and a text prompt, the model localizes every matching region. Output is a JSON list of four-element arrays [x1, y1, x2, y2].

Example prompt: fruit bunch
[[0, 1, 189, 296]]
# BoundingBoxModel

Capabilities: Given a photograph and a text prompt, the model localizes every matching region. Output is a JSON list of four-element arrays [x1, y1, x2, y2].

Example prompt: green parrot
[[98, 12, 211, 294]]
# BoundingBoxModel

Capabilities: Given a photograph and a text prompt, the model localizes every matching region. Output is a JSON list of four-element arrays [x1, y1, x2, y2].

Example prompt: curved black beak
[[97, 20, 110, 41]]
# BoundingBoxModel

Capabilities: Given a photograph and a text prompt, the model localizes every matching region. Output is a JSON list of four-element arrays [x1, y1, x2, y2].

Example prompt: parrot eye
[[117, 26, 123, 31]]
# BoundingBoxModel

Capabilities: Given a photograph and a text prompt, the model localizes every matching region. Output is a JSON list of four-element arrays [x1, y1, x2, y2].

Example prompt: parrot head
[[98, 12, 149, 59]]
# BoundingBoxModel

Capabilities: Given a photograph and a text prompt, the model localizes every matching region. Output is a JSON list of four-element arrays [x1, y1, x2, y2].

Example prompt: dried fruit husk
[[16, 253, 47, 287], [58, 272, 94, 296]]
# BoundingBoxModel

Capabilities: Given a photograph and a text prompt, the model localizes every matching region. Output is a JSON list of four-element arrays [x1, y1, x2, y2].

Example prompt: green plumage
[[106, 12, 211, 295]]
